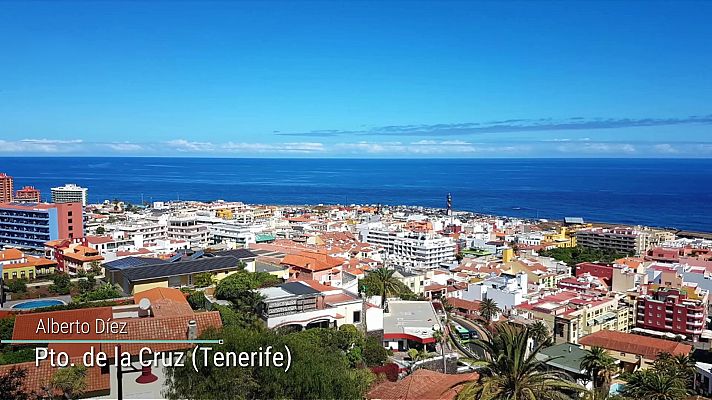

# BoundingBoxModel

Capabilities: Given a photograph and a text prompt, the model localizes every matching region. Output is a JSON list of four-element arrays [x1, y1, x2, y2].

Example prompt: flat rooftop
[[383, 300, 442, 339]]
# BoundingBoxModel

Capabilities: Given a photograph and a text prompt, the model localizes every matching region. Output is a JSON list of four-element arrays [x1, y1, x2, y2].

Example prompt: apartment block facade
[[0, 202, 84, 250], [636, 286, 708, 342], [14, 186, 41, 203], [575, 227, 650, 256], [0, 173, 13, 203], [51, 183, 88, 206], [360, 228, 456, 270]]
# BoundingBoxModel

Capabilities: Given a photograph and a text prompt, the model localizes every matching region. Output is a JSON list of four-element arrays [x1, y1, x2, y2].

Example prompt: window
[[68, 211, 73, 216], [353, 311, 361, 323]]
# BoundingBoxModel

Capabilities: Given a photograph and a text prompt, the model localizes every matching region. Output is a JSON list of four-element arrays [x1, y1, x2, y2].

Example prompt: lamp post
[[115, 344, 158, 400]]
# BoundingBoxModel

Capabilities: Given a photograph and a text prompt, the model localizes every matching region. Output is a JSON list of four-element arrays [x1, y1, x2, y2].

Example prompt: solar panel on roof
[[103, 257, 168, 270], [190, 250, 204, 260], [168, 253, 183, 263], [280, 281, 320, 295], [121, 256, 241, 282]]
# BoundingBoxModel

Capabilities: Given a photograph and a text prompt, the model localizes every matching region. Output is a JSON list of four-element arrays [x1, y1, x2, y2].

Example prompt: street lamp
[[115, 344, 159, 400]]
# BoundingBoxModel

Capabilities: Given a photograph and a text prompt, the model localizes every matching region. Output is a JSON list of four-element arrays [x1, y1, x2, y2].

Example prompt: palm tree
[[440, 297, 454, 323], [581, 346, 617, 398], [433, 329, 447, 373], [622, 369, 689, 400], [478, 298, 501, 323], [458, 323, 585, 400], [369, 267, 401, 309], [527, 321, 550, 346], [652, 352, 695, 387]]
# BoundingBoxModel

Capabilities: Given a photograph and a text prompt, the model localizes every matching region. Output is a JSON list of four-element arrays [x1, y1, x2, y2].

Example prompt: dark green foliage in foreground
[[616, 352, 694, 400], [163, 326, 375, 400], [0, 367, 31, 400], [0, 317, 48, 365], [458, 323, 585, 400]]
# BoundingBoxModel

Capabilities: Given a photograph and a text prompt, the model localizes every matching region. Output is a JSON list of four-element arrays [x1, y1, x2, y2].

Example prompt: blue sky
[[1, 1, 711, 157]]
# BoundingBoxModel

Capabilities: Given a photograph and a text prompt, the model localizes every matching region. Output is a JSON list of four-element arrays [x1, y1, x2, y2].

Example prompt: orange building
[[0, 172, 12, 202], [282, 250, 345, 285], [14, 186, 41, 202]]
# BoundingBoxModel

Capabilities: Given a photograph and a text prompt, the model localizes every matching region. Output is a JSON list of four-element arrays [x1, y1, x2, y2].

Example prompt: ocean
[[1, 157, 710, 232]]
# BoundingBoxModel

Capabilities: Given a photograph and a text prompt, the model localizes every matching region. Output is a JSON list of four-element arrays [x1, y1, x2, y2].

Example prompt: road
[[450, 315, 487, 359]]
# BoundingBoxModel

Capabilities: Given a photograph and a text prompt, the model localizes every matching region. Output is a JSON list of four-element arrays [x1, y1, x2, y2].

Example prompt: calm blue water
[[11, 299, 65, 309], [1, 157, 711, 232]]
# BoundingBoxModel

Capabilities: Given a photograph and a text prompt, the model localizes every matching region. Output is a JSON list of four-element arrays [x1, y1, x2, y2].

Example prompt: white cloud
[[653, 144, 679, 154], [164, 139, 215, 152], [105, 143, 145, 152], [557, 142, 637, 154], [334, 141, 529, 155], [223, 142, 325, 153], [0, 139, 84, 153]]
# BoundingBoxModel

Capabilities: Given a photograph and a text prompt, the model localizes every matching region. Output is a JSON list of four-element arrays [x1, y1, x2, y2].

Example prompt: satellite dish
[[139, 298, 151, 310]]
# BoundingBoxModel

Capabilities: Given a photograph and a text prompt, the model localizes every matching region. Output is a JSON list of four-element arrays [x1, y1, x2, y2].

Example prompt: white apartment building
[[51, 183, 88, 206], [167, 215, 210, 247], [359, 227, 456, 270], [462, 272, 528, 316], [105, 221, 168, 242], [209, 222, 268, 245]]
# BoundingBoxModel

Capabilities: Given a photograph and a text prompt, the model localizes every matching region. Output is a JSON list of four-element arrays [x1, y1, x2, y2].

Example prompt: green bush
[[7, 279, 28, 293], [49, 273, 71, 295]]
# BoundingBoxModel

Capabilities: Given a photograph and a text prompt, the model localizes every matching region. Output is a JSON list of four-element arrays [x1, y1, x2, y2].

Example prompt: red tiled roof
[[13, 307, 114, 357], [0, 248, 24, 261], [424, 284, 447, 292], [447, 298, 482, 312], [134, 287, 193, 317], [367, 369, 478, 400], [85, 235, 116, 244], [282, 251, 344, 272], [579, 330, 692, 360], [0, 359, 110, 396]]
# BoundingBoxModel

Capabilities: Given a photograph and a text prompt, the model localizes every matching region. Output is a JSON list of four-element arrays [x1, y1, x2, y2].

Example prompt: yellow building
[[502, 248, 514, 263], [216, 208, 234, 220], [0, 248, 57, 281], [543, 227, 577, 248]]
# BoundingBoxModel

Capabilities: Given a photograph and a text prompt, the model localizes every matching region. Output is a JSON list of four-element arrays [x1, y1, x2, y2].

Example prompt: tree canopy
[[163, 326, 375, 400]]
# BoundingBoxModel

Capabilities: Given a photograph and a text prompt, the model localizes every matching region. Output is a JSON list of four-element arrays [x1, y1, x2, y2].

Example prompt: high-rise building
[[15, 186, 41, 203], [0, 202, 84, 250], [0, 173, 13, 203], [359, 228, 456, 270], [574, 227, 651, 256], [51, 183, 88, 206], [636, 286, 708, 342]]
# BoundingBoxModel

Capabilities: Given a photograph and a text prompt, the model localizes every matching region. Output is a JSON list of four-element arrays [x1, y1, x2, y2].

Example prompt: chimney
[[187, 320, 198, 340]]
